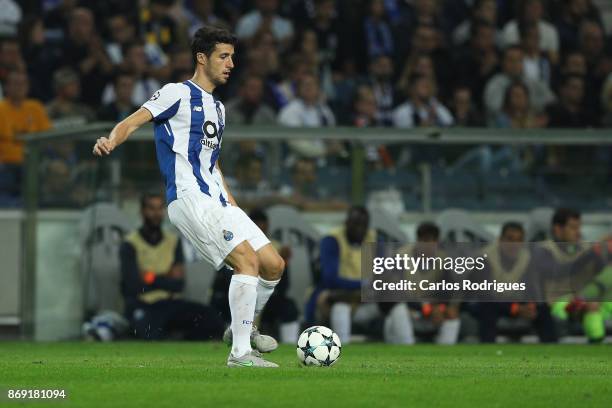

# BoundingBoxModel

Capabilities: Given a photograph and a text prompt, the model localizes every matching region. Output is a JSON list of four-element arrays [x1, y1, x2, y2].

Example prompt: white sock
[[254, 277, 280, 319], [330, 302, 352, 344], [436, 318, 460, 345], [384, 303, 415, 345], [228, 274, 258, 357], [279, 321, 299, 344]]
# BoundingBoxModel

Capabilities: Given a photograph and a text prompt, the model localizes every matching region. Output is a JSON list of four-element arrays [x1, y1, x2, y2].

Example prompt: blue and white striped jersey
[[142, 80, 229, 205]]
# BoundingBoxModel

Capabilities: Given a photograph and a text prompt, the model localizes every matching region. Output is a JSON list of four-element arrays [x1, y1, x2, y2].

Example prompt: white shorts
[[168, 192, 270, 269]]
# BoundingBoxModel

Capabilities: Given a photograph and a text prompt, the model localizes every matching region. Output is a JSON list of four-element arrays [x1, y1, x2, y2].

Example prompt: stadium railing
[[6, 124, 612, 339]]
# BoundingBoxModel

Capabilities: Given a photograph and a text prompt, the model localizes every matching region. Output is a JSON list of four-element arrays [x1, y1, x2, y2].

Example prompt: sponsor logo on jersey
[[193, 105, 203, 112]]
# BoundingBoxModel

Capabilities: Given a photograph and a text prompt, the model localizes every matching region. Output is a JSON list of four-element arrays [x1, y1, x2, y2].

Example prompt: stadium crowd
[[1, 0, 612, 203]]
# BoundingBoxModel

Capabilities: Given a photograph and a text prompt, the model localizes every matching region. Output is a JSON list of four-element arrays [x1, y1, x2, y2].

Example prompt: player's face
[[204, 43, 235, 86], [141, 197, 165, 228]]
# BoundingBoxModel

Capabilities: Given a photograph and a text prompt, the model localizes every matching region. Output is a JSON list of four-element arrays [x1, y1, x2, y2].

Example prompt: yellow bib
[[125, 230, 179, 304], [329, 227, 376, 281]]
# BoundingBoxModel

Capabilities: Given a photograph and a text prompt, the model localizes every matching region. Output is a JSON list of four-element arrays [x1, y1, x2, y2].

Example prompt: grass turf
[[0, 343, 610, 408]]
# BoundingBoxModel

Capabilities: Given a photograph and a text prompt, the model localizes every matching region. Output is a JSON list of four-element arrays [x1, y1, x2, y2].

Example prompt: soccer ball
[[296, 326, 341, 367]]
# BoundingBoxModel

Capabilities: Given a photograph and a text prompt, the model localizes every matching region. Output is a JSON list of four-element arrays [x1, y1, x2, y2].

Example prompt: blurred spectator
[[120, 192, 224, 341], [404, 23, 452, 94], [0, 70, 51, 164], [351, 85, 378, 127], [0, 0, 22, 37], [555, 0, 603, 52], [452, 0, 500, 46], [392, 74, 453, 128], [453, 20, 500, 105], [46, 67, 95, 126], [351, 85, 395, 168], [278, 73, 342, 161], [301, 0, 343, 73], [363, 55, 396, 126], [167, 46, 194, 82], [241, 42, 282, 109], [494, 81, 546, 128], [397, 53, 436, 101], [502, 0, 559, 64], [546, 74, 598, 127], [60, 7, 113, 107], [235, 0, 294, 51], [102, 41, 160, 106], [397, 222, 461, 345], [519, 21, 552, 85], [484, 46, 555, 116], [185, 0, 229, 36], [276, 55, 316, 109], [602, 73, 612, 127], [449, 86, 485, 127], [362, 0, 395, 59], [140, 0, 186, 53], [578, 20, 612, 112], [279, 157, 348, 211], [0, 37, 25, 98], [17, 16, 60, 101], [44, 0, 78, 37], [225, 75, 277, 125], [477, 222, 558, 343], [97, 72, 138, 122], [225, 154, 278, 209]]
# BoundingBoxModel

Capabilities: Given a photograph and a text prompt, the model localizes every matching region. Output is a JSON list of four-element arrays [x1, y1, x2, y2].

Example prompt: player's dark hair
[[416, 222, 440, 241], [140, 191, 164, 209], [552, 208, 580, 227], [249, 208, 268, 223], [191, 26, 237, 63], [501, 221, 524, 236]]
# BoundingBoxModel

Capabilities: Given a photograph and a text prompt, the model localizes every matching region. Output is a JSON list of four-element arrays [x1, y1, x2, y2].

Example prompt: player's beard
[[206, 65, 227, 86]]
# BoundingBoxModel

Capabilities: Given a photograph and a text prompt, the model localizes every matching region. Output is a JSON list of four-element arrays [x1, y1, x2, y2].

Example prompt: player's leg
[[222, 208, 282, 352], [224, 241, 278, 367]]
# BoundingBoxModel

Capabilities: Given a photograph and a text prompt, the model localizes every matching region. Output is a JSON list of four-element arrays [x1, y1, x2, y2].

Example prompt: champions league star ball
[[297, 326, 341, 367]]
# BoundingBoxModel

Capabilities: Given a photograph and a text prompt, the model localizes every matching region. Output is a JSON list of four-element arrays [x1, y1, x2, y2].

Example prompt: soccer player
[[93, 26, 285, 368]]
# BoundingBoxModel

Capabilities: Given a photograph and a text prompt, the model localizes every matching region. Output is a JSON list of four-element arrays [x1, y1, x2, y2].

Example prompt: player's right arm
[[93, 107, 152, 156]]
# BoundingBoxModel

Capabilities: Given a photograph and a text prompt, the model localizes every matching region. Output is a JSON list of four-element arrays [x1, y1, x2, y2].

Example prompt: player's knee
[[261, 253, 285, 280], [272, 255, 285, 279]]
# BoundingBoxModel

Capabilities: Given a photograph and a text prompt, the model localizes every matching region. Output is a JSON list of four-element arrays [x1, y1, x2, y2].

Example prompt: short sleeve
[[142, 83, 181, 122]]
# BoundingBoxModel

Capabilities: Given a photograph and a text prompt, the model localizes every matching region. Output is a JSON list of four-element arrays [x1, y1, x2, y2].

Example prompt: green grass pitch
[[0, 342, 610, 408]]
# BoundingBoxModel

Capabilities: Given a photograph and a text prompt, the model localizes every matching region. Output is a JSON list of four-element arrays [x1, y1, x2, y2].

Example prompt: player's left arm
[[216, 161, 238, 206]]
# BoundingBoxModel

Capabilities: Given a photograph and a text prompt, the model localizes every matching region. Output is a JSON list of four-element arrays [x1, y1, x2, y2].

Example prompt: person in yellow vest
[[120, 192, 224, 340], [0, 69, 51, 165], [311, 206, 373, 344], [544, 208, 611, 343], [477, 222, 557, 343], [396, 222, 461, 345], [308, 206, 414, 344]]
